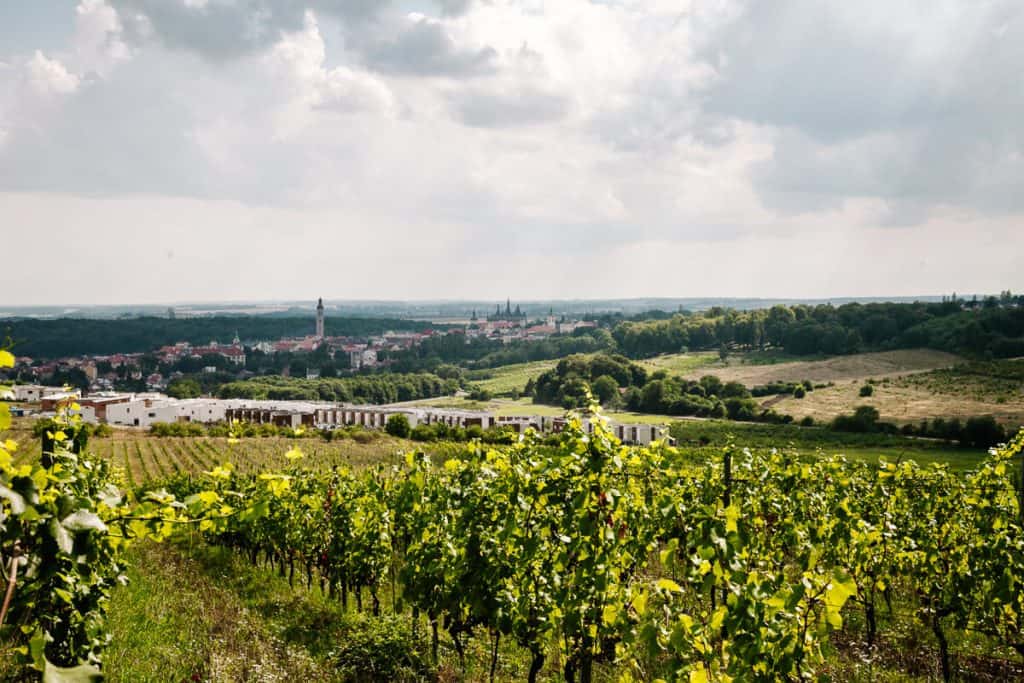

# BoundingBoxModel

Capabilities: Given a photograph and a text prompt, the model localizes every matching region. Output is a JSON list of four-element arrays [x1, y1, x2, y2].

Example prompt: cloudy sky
[[1, 0, 1021, 305]]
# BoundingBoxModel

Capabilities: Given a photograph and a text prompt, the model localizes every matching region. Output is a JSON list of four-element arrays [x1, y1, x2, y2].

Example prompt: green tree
[[591, 375, 619, 405], [167, 377, 202, 399], [385, 414, 411, 439]]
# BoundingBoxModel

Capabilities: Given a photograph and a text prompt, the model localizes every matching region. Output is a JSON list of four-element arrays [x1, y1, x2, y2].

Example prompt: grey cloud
[[109, 1, 499, 79], [111, 0, 307, 60], [434, 0, 474, 17], [450, 87, 569, 127], [356, 16, 497, 77], [0, 49, 313, 202], [699, 0, 1024, 217]]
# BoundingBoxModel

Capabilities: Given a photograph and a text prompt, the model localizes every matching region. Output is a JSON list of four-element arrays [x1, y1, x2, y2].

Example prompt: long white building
[[75, 393, 674, 445]]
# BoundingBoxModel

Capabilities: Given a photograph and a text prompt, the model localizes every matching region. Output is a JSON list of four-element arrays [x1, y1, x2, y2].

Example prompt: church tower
[[316, 298, 325, 339]]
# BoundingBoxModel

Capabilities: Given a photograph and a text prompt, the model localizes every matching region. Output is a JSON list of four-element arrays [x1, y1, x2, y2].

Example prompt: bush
[[961, 416, 1006, 449], [332, 614, 434, 682], [800, 415, 815, 427], [831, 405, 881, 433], [385, 414, 411, 439], [467, 387, 493, 402], [859, 384, 874, 397], [792, 386, 806, 399], [351, 429, 378, 444]]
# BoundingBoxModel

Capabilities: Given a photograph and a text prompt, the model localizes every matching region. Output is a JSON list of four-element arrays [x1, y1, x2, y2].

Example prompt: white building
[[105, 397, 180, 428], [11, 384, 48, 401]]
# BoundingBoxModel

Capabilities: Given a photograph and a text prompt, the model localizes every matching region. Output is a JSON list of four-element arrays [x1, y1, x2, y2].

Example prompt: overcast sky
[[1, 1, 1021, 305]]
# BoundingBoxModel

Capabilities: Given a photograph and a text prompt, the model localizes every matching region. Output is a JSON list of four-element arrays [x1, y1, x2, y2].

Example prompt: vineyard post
[[1018, 449, 1023, 527], [721, 445, 733, 609], [723, 446, 732, 508]]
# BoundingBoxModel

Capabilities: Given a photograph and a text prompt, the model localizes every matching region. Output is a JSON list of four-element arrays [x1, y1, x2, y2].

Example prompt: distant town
[[6, 298, 596, 395]]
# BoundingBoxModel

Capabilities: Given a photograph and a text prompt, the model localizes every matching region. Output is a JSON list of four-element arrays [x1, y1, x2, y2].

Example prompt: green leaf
[[50, 518, 73, 554], [43, 659, 103, 682], [61, 510, 108, 534], [0, 485, 26, 514], [657, 578, 683, 593]]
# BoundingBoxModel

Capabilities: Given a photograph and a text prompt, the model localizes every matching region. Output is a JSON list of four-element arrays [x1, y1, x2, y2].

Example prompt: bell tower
[[316, 298, 325, 339]]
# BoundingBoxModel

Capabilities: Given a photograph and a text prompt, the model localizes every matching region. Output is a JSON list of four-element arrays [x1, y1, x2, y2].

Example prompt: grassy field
[[769, 379, 1024, 428], [893, 358, 1024, 403], [637, 351, 719, 375], [675, 349, 962, 385], [668, 419, 990, 471], [471, 359, 559, 395]]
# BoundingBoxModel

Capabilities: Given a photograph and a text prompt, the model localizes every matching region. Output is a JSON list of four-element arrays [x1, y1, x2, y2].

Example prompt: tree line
[[612, 301, 1024, 358], [217, 373, 458, 404], [0, 315, 432, 358]]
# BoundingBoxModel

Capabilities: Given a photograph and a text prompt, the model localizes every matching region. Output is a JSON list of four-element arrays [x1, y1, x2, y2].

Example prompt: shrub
[[831, 405, 881, 433], [799, 415, 815, 427], [859, 384, 874, 397], [792, 386, 806, 399], [351, 429, 377, 444], [385, 414, 411, 439], [467, 387, 493, 402], [332, 614, 434, 682]]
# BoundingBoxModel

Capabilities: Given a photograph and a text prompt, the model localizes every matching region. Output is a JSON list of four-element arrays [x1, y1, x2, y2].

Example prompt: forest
[[0, 315, 433, 358], [612, 300, 1024, 358]]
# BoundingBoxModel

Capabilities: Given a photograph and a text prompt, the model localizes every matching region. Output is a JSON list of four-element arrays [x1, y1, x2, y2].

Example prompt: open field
[[471, 359, 559, 395], [768, 379, 1024, 427], [676, 348, 962, 385], [892, 358, 1024, 403], [637, 351, 719, 375]]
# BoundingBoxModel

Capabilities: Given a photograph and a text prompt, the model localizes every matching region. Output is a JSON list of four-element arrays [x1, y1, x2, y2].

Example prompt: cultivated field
[[675, 348, 962, 385], [5, 418, 433, 484]]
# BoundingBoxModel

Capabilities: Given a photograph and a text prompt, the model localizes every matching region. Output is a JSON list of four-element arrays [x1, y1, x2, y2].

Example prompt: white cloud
[[0, 0, 1021, 303], [25, 51, 80, 95]]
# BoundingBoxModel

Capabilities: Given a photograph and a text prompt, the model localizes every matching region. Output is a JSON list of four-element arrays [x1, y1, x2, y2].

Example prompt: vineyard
[[3, 391, 1024, 679], [8, 432, 426, 484]]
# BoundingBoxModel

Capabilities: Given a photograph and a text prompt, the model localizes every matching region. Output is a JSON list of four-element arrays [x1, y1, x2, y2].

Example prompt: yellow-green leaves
[[724, 504, 740, 534], [0, 349, 14, 367], [657, 578, 684, 593], [824, 571, 857, 629]]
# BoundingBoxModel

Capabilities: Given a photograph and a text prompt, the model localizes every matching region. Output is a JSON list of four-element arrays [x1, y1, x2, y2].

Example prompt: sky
[[0, 0, 1021, 305]]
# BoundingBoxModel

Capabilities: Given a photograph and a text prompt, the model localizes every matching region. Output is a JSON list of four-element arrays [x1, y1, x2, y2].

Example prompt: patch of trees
[[902, 415, 1009, 450], [0, 315, 432, 359], [750, 380, 815, 397], [216, 373, 457, 404], [384, 328, 615, 373], [610, 301, 1024, 359], [830, 408, 1008, 450], [529, 354, 793, 423]]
